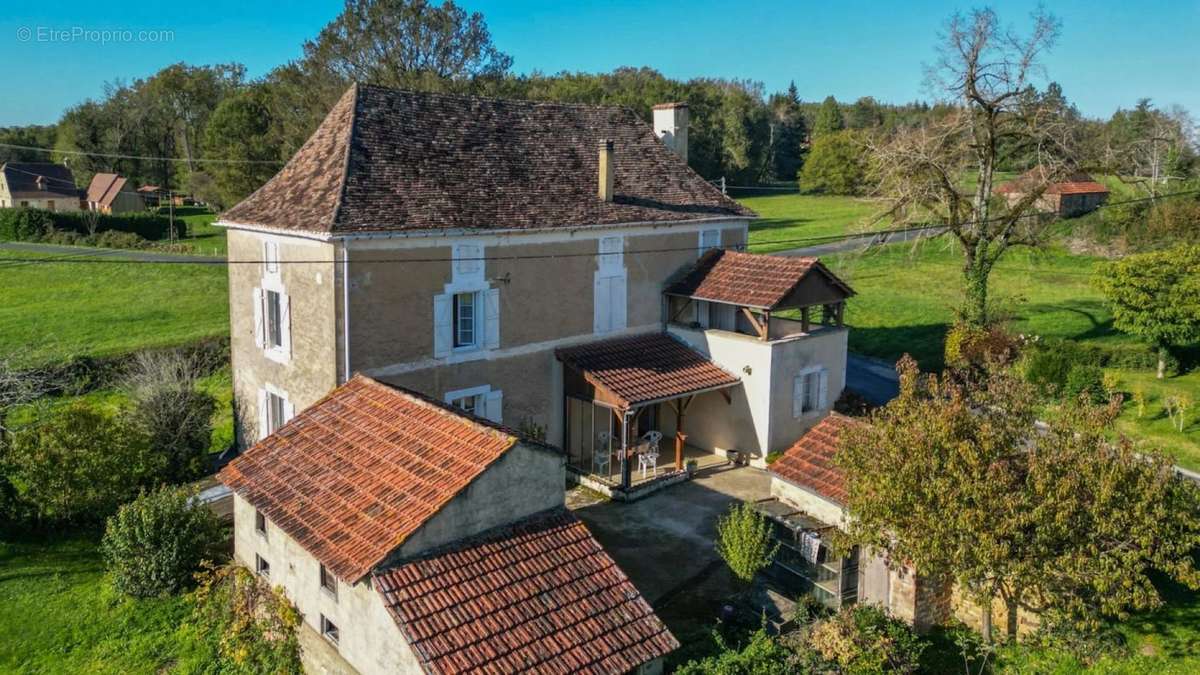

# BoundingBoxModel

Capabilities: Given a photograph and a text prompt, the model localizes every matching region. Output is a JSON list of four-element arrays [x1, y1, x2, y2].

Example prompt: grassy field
[[0, 537, 189, 674], [739, 192, 889, 252], [0, 250, 228, 367], [168, 207, 226, 256]]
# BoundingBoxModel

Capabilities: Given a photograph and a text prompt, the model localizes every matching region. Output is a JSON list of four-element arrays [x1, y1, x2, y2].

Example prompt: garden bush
[[123, 349, 218, 482], [1019, 339, 1084, 396], [803, 604, 926, 674], [94, 229, 150, 250], [1065, 364, 1108, 404], [3, 401, 162, 524], [0, 207, 55, 240], [102, 485, 225, 598], [0, 206, 177, 243], [715, 502, 779, 584]]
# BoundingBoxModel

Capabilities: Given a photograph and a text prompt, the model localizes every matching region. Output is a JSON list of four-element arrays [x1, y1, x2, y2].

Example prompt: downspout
[[341, 243, 351, 384]]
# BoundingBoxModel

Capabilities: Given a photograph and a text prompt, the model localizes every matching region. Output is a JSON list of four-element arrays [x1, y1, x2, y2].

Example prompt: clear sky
[[1, 0, 1196, 126]]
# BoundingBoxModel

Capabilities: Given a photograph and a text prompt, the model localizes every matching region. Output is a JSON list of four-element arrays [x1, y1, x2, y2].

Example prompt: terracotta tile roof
[[770, 413, 861, 505], [85, 173, 128, 207], [556, 332, 739, 409], [374, 509, 678, 674], [665, 249, 853, 310], [1, 162, 79, 199], [996, 170, 1109, 196], [218, 374, 527, 582], [222, 84, 754, 235]]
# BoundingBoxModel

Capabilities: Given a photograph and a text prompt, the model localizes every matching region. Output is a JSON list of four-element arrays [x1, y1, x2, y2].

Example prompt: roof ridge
[[329, 83, 361, 230]]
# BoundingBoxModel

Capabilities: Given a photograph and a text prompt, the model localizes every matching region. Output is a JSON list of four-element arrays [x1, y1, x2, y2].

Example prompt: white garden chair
[[639, 431, 662, 478]]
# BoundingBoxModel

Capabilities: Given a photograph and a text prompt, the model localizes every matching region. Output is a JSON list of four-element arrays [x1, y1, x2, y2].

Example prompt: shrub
[[1065, 364, 1107, 404], [1019, 339, 1082, 396], [95, 229, 150, 250], [179, 564, 302, 674], [1139, 197, 1200, 248], [0, 207, 54, 240], [944, 322, 1021, 371], [804, 604, 926, 674], [715, 502, 779, 584], [800, 130, 870, 195], [4, 401, 162, 524], [102, 485, 225, 597], [123, 350, 218, 482], [675, 627, 793, 675]]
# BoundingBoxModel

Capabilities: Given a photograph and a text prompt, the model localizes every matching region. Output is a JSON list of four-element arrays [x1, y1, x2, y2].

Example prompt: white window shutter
[[252, 287, 264, 348], [280, 293, 292, 358], [610, 275, 627, 331], [261, 241, 269, 276], [484, 389, 503, 423], [433, 294, 452, 357], [818, 370, 829, 409], [257, 388, 268, 440], [485, 288, 500, 350], [283, 398, 296, 424], [593, 275, 611, 334]]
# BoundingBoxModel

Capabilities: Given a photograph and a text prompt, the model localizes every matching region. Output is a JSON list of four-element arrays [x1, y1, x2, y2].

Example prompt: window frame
[[255, 509, 268, 538], [255, 554, 271, 578], [319, 564, 338, 600], [266, 390, 287, 435], [320, 614, 340, 645], [452, 291, 479, 350], [264, 289, 284, 350]]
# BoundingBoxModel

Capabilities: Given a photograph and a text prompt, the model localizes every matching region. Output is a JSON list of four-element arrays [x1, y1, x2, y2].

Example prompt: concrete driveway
[[571, 466, 771, 605], [845, 353, 900, 406]]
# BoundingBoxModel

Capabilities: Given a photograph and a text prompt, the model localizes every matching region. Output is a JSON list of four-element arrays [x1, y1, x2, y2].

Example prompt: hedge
[[0, 206, 179, 241]]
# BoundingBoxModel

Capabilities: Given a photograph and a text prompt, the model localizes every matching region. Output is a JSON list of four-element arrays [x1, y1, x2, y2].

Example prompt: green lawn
[[0, 537, 189, 674], [167, 207, 226, 257], [0, 250, 228, 367], [740, 193, 889, 252]]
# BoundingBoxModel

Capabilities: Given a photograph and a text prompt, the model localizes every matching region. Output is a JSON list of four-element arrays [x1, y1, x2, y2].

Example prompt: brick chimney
[[652, 102, 688, 163], [598, 139, 614, 202]]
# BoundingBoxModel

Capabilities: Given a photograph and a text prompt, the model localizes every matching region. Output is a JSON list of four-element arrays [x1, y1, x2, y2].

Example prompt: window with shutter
[[433, 294, 452, 357], [593, 236, 627, 335], [793, 368, 827, 418]]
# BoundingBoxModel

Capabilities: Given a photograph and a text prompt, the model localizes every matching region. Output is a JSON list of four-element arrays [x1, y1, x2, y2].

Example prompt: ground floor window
[[320, 615, 340, 645], [444, 385, 502, 423], [255, 554, 270, 578]]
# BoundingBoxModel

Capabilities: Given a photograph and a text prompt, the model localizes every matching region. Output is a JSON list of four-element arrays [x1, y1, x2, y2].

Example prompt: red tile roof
[[665, 249, 853, 310], [555, 332, 739, 409], [218, 374, 528, 582], [374, 509, 678, 674], [85, 173, 128, 208], [222, 84, 754, 234], [770, 413, 861, 505], [995, 170, 1109, 196]]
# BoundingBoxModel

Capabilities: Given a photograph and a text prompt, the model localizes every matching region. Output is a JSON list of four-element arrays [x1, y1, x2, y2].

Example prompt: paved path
[[772, 225, 944, 258], [845, 353, 900, 406], [0, 240, 222, 263]]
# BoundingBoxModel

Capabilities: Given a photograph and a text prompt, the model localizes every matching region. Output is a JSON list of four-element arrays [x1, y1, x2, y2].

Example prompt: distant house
[[220, 374, 677, 674], [85, 173, 144, 214], [137, 185, 165, 208], [996, 170, 1109, 217], [0, 162, 81, 211]]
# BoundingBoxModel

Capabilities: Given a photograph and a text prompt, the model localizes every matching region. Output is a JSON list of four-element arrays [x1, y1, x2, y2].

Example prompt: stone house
[[762, 412, 1035, 634], [996, 170, 1110, 217], [85, 173, 144, 214], [219, 374, 677, 674], [0, 162, 81, 211], [217, 83, 853, 499]]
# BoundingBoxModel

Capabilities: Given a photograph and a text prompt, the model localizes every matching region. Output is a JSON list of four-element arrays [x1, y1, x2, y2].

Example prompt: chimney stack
[[598, 139, 614, 202], [652, 102, 689, 163]]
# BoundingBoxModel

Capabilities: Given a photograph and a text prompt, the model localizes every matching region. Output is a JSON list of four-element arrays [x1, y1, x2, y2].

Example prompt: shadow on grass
[[847, 323, 951, 372], [750, 216, 814, 232]]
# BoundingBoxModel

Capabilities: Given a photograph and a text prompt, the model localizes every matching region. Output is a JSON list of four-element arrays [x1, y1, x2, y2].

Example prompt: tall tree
[[837, 358, 1200, 642], [870, 7, 1075, 326], [812, 95, 845, 137], [1094, 244, 1200, 378], [145, 63, 245, 180], [768, 81, 808, 181], [202, 86, 284, 209]]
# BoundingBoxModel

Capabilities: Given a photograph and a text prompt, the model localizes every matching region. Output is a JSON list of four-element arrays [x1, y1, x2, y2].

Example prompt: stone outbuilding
[[220, 374, 677, 674], [996, 170, 1109, 217]]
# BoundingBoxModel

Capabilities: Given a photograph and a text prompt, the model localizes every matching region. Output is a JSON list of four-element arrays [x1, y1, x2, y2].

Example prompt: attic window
[[255, 509, 267, 538], [320, 564, 338, 600]]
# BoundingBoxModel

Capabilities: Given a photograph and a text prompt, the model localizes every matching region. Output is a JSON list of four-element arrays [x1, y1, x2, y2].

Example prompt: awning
[[555, 332, 740, 410]]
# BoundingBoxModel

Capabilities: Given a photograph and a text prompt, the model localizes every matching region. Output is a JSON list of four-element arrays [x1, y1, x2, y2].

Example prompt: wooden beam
[[741, 307, 768, 340], [801, 306, 811, 333], [836, 302, 845, 327]]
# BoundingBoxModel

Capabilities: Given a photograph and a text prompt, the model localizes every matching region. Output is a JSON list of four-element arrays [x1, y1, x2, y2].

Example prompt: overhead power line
[[0, 142, 285, 165], [0, 189, 1195, 268]]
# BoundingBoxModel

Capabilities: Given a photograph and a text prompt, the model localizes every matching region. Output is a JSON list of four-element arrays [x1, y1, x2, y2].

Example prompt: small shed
[[996, 170, 1109, 217]]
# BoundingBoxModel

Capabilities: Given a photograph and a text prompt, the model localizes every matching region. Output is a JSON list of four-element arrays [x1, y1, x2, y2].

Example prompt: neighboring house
[[137, 184, 165, 208], [85, 173, 144, 214], [217, 83, 850, 499], [219, 374, 677, 675], [763, 413, 1036, 635], [996, 170, 1109, 217], [0, 162, 81, 211]]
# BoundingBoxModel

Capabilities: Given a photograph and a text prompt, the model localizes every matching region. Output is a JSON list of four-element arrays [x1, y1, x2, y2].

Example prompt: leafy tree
[[1094, 244, 1200, 378], [3, 402, 161, 524], [870, 8, 1076, 326], [102, 485, 225, 597], [812, 96, 844, 137], [799, 130, 869, 195], [715, 502, 779, 584], [837, 357, 1200, 641], [145, 63, 245, 178], [201, 86, 282, 208], [179, 564, 302, 674]]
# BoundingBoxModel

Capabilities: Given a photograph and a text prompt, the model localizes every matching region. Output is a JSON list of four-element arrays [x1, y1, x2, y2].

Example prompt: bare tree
[[0, 350, 60, 433], [871, 8, 1075, 326]]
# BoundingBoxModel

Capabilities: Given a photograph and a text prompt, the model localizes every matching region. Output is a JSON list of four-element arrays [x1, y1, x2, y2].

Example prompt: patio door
[[566, 397, 618, 481]]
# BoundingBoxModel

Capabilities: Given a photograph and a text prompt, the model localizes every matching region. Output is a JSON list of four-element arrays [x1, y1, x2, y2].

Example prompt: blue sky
[[1, 0, 1196, 126]]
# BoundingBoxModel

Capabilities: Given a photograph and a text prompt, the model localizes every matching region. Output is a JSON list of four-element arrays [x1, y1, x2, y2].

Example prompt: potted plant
[[685, 459, 699, 476]]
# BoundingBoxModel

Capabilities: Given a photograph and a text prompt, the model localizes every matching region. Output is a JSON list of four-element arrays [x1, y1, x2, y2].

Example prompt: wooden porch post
[[671, 395, 695, 470], [801, 306, 811, 333]]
